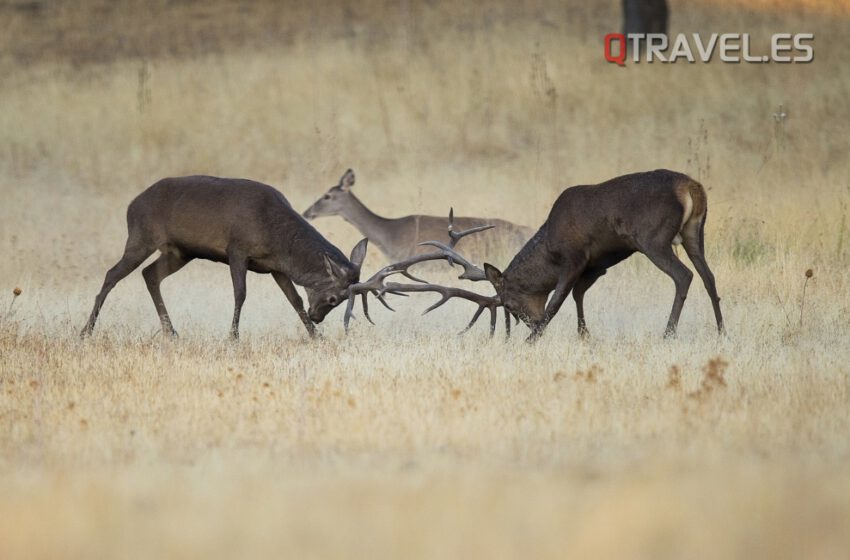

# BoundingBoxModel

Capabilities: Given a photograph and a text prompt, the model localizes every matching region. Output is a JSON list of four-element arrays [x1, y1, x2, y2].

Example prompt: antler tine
[[360, 292, 374, 325], [459, 307, 486, 334], [489, 305, 497, 336], [343, 289, 357, 332], [375, 292, 396, 311], [416, 241, 487, 281], [456, 303, 498, 336], [447, 207, 495, 249], [400, 270, 428, 284], [384, 290, 409, 297]]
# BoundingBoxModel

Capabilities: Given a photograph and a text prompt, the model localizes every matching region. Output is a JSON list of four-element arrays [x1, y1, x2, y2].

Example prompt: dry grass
[[1, 0, 849, 558]]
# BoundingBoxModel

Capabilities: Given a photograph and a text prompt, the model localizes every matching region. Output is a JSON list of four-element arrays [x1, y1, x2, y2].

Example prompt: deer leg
[[643, 246, 693, 337], [572, 269, 606, 338], [228, 257, 248, 340], [682, 237, 724, 334], [527, 266, 584, 343], [272, 272, 317, 338], [81, 244, 154, 337], [142, 252, 188, 337]]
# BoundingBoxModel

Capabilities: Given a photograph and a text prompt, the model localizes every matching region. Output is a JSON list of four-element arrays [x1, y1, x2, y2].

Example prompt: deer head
[[483, 263, 547, 330], [303, 168, 357, 220], [305, 237, 368, 323]]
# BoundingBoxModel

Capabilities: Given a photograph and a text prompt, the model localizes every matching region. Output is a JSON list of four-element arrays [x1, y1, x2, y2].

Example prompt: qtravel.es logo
[[604, 33, 814, 65]]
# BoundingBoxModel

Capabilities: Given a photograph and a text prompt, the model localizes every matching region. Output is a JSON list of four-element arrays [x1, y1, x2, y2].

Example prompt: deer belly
[[163, 225, 230, 262], [587, 250, 635, 270], [174, 243, 228, 263]]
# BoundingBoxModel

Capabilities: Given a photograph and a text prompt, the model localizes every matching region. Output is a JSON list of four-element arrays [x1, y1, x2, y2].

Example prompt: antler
[[383, 281, 501, 336], [343, 208, 504, 335]]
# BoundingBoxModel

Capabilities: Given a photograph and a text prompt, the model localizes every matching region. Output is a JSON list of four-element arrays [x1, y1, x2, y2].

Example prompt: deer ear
[[483, 263, 503, 288], [323, 253, 346, 281], [349, 238, 368, 272], [323, 254, 335, 279], [339, 168, 355, 191]]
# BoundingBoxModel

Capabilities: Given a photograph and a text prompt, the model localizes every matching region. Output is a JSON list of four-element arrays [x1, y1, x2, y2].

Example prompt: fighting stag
[[484, 169, 724, 341], [81, 175, 369, 339]]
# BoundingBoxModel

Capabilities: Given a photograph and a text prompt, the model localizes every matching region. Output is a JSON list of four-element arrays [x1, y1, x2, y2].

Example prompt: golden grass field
[[1, 0, 849, 558]]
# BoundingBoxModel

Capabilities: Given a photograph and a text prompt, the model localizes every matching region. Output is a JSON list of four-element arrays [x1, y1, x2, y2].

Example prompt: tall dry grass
[[1, 0, 849, 558]]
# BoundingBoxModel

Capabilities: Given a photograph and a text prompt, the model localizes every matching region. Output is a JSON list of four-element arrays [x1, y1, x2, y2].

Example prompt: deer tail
[[688, 180, 707, 221], [687, 180, 708, 254], [673, 178, 708, 248]]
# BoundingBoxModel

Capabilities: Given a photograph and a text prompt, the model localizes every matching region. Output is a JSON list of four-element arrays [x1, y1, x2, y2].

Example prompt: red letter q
[[605, 33, 627, 66]]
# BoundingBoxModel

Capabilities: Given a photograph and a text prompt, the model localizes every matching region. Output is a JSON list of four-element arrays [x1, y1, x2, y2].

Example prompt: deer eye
[[323, 194, 331, 200], [327, 295, 338, 305]]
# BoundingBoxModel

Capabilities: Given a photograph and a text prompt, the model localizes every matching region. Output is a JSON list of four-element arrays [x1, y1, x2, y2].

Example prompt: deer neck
[[338, 194, 395, 255], [503, 226, 559, 294], [274, 217, 353, 288]]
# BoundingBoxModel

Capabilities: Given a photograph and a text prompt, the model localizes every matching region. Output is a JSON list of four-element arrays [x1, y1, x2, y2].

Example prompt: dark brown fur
[[484, 169, 724, 341], [81, 176, 368, 338]]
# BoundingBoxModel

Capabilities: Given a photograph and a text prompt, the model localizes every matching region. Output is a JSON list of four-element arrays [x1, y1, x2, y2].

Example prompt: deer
[[80, 175, 370, 339], [347, 169, 724, 342], [302, 169, 534, 263]]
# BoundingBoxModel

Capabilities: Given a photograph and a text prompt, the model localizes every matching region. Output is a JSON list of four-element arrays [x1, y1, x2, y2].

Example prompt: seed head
[[805, 269, 813, 278], [12, 287, 22, 296]]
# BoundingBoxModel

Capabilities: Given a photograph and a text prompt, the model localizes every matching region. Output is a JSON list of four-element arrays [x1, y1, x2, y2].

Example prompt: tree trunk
[[622, 0, 669, 35]]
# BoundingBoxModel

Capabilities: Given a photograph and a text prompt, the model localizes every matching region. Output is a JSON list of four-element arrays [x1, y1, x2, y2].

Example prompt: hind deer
[[302, 169, 534, 262], [349, 169, 725, 342], [80, 176, 369, 339]]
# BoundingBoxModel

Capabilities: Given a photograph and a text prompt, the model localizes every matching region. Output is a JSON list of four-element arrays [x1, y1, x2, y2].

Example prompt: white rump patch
[[673, 190, 693, 246], [680, 192, 694, 229]]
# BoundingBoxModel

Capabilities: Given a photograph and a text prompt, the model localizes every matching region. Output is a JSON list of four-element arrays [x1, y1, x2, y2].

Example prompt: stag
[[80, 176, 369, 338], [349, 170, 724, 342], [486, 169, 724, 340], [302, 169, 534, 262]]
